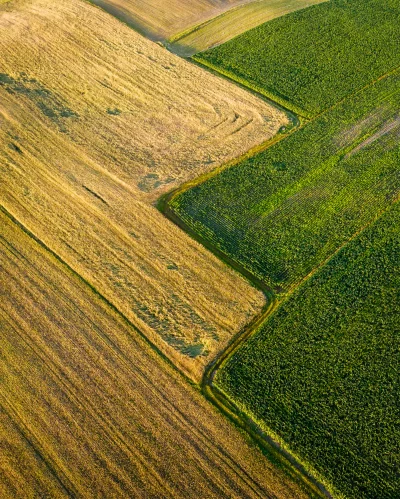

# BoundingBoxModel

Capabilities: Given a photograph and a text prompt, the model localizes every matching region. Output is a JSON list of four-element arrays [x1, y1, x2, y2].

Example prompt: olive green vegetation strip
[[159, 190, 332, 499], [171, 63, 400, 295], [192, 55, 311, 119], [159, 55, 400, 498], [167, 0, 328, 58], [157, 119, 334, 498], [167, 3, 256, 45]]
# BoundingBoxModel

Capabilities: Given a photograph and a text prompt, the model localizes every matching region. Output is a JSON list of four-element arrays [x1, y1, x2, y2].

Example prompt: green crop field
[[171, 70, 400, 293], [2, 0, 399, 497], [169, 0, 326, 57], [194, 0, 400, 117], [214, 201, 400, 498]]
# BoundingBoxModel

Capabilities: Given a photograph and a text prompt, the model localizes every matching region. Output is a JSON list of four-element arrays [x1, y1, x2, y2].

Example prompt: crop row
[[195, 0, 400, 117], [171, 70, 400, 293], [215, 200, 400, 499]]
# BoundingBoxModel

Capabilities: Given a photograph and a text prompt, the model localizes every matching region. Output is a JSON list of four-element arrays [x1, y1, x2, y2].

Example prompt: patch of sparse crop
[[195, 0, 400, 117], [0, 72, 78, 131], [171, 71, 400, 292], [215, 201, 400, 499]]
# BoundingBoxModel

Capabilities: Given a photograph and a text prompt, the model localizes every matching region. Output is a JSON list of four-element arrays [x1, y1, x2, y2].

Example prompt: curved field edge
[[85, 0, 256, 42], [158, 139, 334, 499], [170, 67, 400, 294], [214, 200, 400, 498], [194, 0, 400, 118], [161, 173, 398, 499], [159, 186, 332, 499], [168, 0, 327, 59], [161, 63, 400, 499], [1, 0, 293, 382], [191, 56, 310, 118]]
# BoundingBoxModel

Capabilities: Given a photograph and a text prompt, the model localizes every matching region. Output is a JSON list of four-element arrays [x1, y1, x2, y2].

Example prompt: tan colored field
[[0, 0, 287, 381], [0, 211, 312, 498], [88, 0, 254, 40], [170, 0, 328, 57]]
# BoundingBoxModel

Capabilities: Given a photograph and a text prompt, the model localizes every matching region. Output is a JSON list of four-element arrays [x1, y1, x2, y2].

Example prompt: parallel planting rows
[[194, 0, 400, 117], [0, 0, 288, 381], [1, 1, 318, 496], [168, 1, 400, 497], [171, 71, 400, 293], [2, 0, 399, 497], [215, 202, 400, 499], [1, 210, 310, 499]]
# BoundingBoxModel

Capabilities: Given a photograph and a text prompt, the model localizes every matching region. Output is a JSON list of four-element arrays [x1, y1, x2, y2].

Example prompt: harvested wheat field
[[0, 0, 287, 381], [88, 0, 254, 40], [0, 210, 313, 498]]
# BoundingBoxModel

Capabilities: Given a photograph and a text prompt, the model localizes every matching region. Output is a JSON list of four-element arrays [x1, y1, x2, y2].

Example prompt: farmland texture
[[0, 0, 289, 381], [215, 201, 400, 498], [88, 0, 254, 40], [0, 210, 313, 499], [170, 0, 327, 57], [171, 70, 400, 293], [194, 0, 400, 117]]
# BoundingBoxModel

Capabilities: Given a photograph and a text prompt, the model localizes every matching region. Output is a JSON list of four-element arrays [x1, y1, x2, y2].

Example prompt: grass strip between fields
[[160, 55, 400, 497]]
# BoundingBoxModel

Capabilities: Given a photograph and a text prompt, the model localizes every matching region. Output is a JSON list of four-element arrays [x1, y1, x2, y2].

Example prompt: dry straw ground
[[0, 211, 311, 498], [88, 0, 254, 40], [0, 0, 287, 381]]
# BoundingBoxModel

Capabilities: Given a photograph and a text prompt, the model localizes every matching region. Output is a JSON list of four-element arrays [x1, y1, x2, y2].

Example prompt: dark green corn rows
[[172, 71, 400, 293], [216, 201, 400, 499], [195, 0, 400, 118]]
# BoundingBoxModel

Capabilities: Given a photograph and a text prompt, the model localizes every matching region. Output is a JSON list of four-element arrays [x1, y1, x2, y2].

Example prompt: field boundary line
[[0, 204, 200, 393], [1, 205, 286, 498], [166, 5, 246, 45], [159, 59, 400, 499], [193, 57, 400, 121], [191, 56, 311, 118], [202, 199, 398, 499], [162, 155, 399, 499], [159, 188, 334, 499]]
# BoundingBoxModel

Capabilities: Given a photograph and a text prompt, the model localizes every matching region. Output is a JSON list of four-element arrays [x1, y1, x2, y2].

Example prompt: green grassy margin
[[192, 55, 311, 118], [158, 54, 400, 499]]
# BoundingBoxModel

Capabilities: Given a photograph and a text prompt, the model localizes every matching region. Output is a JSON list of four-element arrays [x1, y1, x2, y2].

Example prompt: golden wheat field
[[0, 211, 312, 498], [0, 0, 288, 381], [88, 0, 254, 40]]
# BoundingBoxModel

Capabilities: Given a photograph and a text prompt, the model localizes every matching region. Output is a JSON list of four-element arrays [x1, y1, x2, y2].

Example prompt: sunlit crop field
[[169, 1, 400, 496], [215, 202, 400, 498], [195, 0, 400, 117], [172, 71, 400, 293], [0, 0, 288, 381], [2, 0, 399, 496], [0, 210, 312, 499], [170, 0, 326, 57], [88, 0, 253, 40]]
